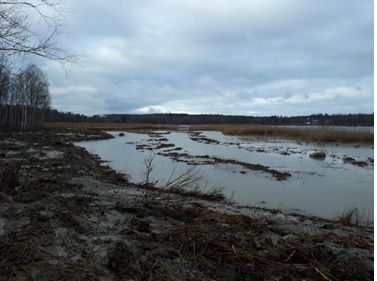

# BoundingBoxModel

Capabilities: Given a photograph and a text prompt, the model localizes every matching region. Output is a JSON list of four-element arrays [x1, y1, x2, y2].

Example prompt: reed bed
[[190, 124, 374, 143]]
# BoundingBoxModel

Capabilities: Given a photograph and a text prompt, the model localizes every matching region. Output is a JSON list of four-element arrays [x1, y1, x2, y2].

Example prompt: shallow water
[[76, 130, 374, 221]]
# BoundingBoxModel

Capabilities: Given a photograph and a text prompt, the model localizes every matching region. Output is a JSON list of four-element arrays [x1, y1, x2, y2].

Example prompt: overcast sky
[[39, 0, 373, 116]]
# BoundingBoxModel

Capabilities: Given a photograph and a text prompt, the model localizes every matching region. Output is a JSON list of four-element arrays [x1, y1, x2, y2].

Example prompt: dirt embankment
[[0, 128, 373, 281]]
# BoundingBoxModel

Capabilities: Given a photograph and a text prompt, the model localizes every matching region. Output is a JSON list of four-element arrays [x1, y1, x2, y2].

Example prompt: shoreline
[[0, 128, 373, 280], [44, 122, 374, 144]]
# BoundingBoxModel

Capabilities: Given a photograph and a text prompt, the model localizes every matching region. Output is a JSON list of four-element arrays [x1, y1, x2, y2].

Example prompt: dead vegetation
[[163, 167, 203, 191], [108, 206, 373, 281], [140, 153, 226, 202], [160, 209, 373, 281], [338, 208, 363, 226], [190, 124, 374, 143], [0, 238, 39, 278]]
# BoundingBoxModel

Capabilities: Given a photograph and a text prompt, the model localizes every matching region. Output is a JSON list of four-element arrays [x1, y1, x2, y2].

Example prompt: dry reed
[[190, 124, 373, 143]]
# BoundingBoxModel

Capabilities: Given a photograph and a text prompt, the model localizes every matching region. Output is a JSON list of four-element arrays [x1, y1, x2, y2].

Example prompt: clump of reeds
[[338, 208, 361, 226], [190, 124, 373, 143]]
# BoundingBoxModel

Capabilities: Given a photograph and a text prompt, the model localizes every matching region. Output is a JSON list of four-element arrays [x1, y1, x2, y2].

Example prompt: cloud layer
[[41, 0, 373, 115]]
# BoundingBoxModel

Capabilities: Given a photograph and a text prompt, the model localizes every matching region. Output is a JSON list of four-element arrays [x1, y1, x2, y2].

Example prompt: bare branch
[[142, 153, 156, 186], [0, 0, 73, 62]]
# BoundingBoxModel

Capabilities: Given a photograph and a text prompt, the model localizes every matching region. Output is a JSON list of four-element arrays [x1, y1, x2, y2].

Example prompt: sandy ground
[[0, 128, 373, 281]]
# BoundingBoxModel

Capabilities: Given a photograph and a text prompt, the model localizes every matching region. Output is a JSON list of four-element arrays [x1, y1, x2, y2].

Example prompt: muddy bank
[[0, 128, 373, 280]]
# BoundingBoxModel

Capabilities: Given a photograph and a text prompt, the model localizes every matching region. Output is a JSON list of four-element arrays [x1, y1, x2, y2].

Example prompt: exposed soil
[[157, 151, 291, 181], [134, 132, 177, 152], [343, 156, 369, 167], [155, 143, 175, 150], [189, 131, 220, 144], [0, 128, 373, 280], [309, 152, 327, 160]]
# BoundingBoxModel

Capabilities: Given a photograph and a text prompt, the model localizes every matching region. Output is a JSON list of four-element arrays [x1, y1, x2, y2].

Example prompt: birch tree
[[0, 55, 11, 127], [0, 0, 69, 61], [13, 64, 50, 129], [0, 1, 69, 129]]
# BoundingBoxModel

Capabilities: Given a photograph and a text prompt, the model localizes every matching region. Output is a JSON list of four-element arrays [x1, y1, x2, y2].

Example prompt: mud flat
[[0, 128, 373, 280]]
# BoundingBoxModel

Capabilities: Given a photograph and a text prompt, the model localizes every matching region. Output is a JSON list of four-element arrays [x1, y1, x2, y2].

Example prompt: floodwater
[[75, 130, 374, 221]]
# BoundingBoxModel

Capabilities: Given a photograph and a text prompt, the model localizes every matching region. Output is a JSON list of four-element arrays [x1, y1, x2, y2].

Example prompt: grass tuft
[[338, 208, 361, 226]]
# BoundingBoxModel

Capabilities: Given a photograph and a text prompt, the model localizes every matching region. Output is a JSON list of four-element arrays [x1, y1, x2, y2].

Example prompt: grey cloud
[[41, 0, 373, 116]]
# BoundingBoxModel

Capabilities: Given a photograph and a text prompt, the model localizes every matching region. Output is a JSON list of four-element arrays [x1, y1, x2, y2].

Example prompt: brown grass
[[44, 122, 178, 131], [190, 124, 374, 143], [338, 208, 362, 226]]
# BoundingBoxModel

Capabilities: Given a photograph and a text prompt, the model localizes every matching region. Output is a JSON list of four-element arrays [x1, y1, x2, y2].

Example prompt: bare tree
[[0, 54, 11, 126], [11, 64, 50, 129], [0, 1, 69, 130], [0, 0, 70, 61]]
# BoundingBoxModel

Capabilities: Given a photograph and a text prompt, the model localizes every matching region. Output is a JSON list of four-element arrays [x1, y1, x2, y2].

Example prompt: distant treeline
[[45, 111, 374, 127]]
